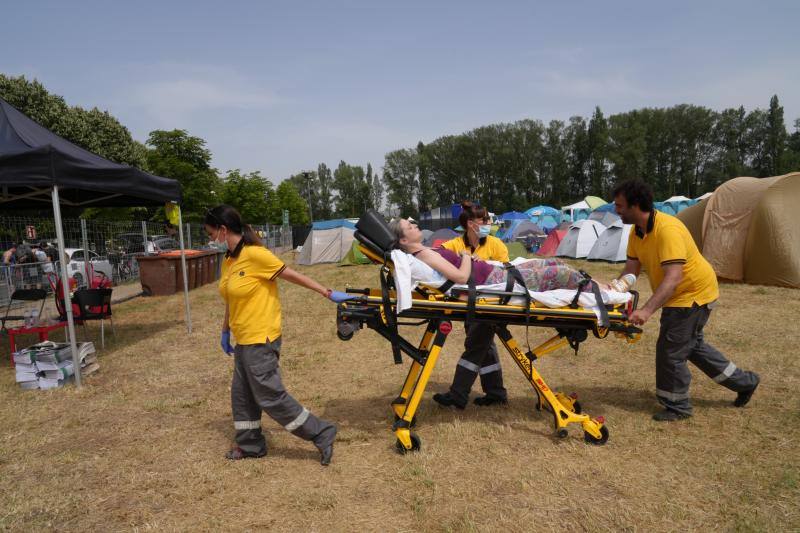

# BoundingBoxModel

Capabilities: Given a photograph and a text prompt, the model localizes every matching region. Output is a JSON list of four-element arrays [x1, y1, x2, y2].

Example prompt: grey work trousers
[[449, 321, 508, 405], [231, 338, 336, 455], [656, 304, 758, 416]]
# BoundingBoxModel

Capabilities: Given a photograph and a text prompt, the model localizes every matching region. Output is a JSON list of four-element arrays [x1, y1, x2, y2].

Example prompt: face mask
[[214, 229, 228, 251], [478, 224, 491, 237]]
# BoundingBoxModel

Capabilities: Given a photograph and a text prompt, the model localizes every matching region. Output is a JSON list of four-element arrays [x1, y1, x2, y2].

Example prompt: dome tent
[[297, 219, 356, 265], [555, 219, 606, 259], [587, 220, 633, 263], [679, 172, 800, 288], [536, 229, 567, 257], [496, 220, 543, 243]]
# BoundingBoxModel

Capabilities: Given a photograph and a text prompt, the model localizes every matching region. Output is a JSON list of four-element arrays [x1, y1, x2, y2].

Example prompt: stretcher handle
[[346, 287, 371, 295]]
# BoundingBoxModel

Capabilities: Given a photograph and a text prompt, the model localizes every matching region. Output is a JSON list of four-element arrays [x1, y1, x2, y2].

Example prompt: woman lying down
[[389, 218, 634, 295]]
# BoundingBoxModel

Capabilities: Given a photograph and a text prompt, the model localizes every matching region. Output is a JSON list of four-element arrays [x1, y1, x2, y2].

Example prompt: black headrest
[[355, 209, 396, 253]]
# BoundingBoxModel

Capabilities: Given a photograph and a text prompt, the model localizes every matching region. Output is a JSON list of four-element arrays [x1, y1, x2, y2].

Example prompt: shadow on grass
[[0, 319, 183, 367], [556, 383, 732, 413]]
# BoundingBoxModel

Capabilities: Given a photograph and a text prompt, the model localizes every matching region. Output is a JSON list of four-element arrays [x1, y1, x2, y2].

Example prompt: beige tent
[[701, 175, 785, 281], [684, 172, 800, 288], [296, 221, 356, 265], [676, 198, 708, 251], [744, 174, 800, 287]]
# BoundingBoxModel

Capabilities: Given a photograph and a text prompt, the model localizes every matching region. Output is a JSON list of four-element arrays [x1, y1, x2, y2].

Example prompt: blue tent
[[656, 196, 698, 215], [498, 211, 529, 221], [312, 219, 357, 230], [524, 205, 562, 231]]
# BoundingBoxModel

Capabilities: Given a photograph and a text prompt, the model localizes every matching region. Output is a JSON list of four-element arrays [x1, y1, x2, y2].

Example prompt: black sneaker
[[433, 392, 466, 410], [317, 425, 337, 466], [473, 394, 508, 407], [652, 409, 691, 422], [734, 375, 760, 407], [225, 446, 267, 460]]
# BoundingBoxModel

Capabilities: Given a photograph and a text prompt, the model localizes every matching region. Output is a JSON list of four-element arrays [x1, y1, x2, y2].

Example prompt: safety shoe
[[734, 375, 760, 407], [433, 392, 466, 410], [652, 409, 691, 422], [224, 446, 267, 460], [473, 394, 508, 407]]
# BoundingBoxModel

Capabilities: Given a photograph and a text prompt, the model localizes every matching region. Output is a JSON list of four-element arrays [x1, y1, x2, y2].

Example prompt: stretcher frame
[[336, 214, 642, 452]]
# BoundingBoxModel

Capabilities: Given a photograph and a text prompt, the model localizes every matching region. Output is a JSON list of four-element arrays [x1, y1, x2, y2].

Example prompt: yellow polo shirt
[[220, 244, 286, 344], [626, 211, 718, 307], [441, 234, 509, 262]]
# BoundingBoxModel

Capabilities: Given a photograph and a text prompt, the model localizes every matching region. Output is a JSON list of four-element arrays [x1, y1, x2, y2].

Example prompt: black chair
[[1, 288, 47, 332], [73, 288, 114, 348]]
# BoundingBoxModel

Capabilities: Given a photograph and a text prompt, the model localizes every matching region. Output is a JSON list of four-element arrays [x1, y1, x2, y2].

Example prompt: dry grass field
[[1, 254, 798, 531]]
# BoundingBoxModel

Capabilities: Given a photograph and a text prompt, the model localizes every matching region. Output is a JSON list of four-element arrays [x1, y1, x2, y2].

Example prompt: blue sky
[[3, 1, 798, 182]]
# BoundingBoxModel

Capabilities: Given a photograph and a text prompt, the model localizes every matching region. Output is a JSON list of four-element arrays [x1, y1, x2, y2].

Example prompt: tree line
[[4, 74, 799, 223], [384, 98, 800, 216]]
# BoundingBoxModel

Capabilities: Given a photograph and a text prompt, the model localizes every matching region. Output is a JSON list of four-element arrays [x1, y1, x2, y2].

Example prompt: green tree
[[269, 180, 309, 225], [587, 106, 610, 197], [764, 94, 787, 176], [383, 149, 419, 217], [145, 129, 222, 222], [221, 170, 273, 224]]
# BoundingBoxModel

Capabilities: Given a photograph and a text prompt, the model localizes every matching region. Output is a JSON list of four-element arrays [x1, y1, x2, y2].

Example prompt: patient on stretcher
[[389, 218, 611, 292]]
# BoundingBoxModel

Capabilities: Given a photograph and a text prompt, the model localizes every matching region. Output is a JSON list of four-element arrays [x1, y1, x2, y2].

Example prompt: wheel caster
[[395, 433, 422, 454], [584, 425, 609, 445], [394, 414, 417, 428], [555, 428, 569, 439]]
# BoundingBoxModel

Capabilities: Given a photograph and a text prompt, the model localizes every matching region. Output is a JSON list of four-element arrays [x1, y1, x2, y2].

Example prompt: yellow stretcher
[[335, 211, 643, 453]]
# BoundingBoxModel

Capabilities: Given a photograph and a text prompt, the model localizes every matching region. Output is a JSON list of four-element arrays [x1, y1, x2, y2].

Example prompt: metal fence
[[0, 215, 294, 308]]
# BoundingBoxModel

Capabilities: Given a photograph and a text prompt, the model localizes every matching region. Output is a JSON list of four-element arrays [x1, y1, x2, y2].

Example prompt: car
[[64, 248, 113, 287], [114, 233, 181, 254]]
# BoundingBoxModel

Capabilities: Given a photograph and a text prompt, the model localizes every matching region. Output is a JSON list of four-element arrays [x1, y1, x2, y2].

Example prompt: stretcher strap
[[380, 264, 402, 364], [569, 270, 610, 328], [465, 268, 476, 326]]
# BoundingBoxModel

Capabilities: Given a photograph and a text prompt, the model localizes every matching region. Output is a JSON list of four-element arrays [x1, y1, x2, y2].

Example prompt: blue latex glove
[[328, 290, 355, 303], [220, 330, 234, 356]]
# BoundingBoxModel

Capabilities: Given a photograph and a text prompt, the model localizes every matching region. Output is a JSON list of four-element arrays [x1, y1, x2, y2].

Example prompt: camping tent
[[588, 208, 621, 227], [0, 97, 184, 386], [560, 200, 591, 222], [425, 228, 459, 247], [701, 175, 785, 281], [536, 229, 567, 257], [587, 220, 633, 262], [584, 196, 607, 210], [684, 173, 799, 287], [496, 220, 543, 243], [524, 205, 562, 231], [655, 196, 697, 215], [744, 174, 800, 287], [676, 198, 709, 250], [339, 239, 370, 265], [555, 219, 606, 258], [696, 192, 713, 201], [498, 211, 529, 221], [296, 219, 355, 265]]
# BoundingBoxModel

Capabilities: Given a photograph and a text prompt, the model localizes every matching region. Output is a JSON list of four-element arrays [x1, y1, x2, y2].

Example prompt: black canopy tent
[[0, 97, 191, 385]]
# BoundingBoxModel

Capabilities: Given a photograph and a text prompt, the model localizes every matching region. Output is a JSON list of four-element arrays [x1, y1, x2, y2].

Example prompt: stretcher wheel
[[337, 329, 354, 341], [394, 414, 417, 428], [584, 425, 609, 445], [395, 433, 421, 454], [556, 428, 569, 439]]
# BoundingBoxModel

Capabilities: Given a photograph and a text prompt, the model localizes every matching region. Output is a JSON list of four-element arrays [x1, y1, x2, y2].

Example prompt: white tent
[[665, 195, 692, 203], [297, 220, 355, 265], [587, 220, 633, 262], [696, 192, 713, 201], [588, 210, 621, 227], [555, 219, 606, 258]]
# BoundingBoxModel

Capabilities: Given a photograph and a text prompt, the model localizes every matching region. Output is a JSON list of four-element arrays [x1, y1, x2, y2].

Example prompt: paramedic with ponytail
[[436, 201, 510, 409], [205, 205, 350, 465]]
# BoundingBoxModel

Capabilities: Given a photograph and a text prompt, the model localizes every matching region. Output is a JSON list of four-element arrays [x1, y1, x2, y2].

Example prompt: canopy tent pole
[[80, 218, 90, 287], [176, 206, 192, 333], [52, 185, 82, 387]]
